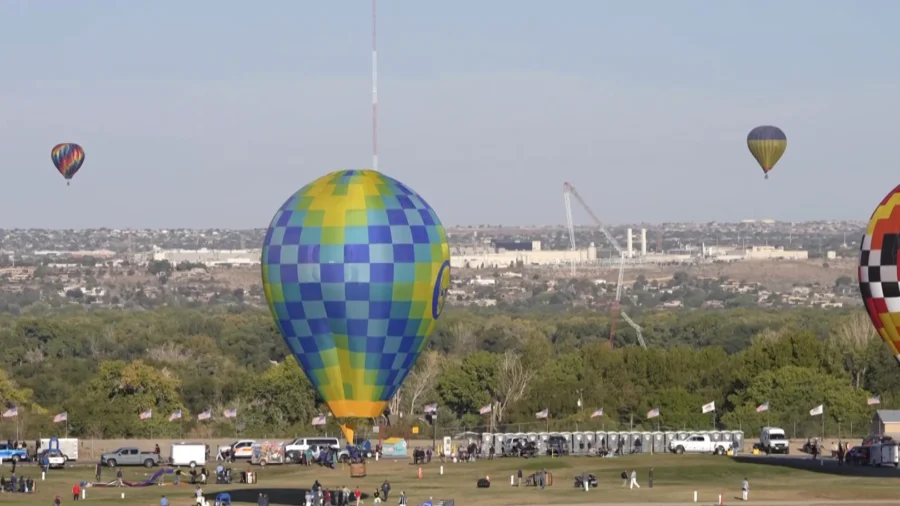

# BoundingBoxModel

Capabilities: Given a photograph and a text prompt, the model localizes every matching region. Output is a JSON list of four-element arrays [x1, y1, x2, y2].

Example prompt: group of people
[[0, 473, 36, 493]]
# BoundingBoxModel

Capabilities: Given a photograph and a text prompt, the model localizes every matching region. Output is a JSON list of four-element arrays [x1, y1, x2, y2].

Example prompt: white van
[[760, 427, 789, 454], [170, 443, 207, 468]]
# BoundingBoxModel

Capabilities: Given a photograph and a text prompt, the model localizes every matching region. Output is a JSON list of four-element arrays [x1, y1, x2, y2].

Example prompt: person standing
[[354, 486, 361, 506], [517, 469, 523, 487], [72, 483, 81, 501], [398, 491, 407, 506], [741, 477, 749, 501], [629, 469, 640, 489], [381, 480, 390, 501], [649, 468, 654, 488], [620, 470, 628, 487], [95, 463, 102, 483], [116, 468, 124, 487]]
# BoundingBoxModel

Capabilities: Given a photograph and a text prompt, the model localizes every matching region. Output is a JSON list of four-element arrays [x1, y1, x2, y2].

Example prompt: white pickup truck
[[669, 434, 731, 455]]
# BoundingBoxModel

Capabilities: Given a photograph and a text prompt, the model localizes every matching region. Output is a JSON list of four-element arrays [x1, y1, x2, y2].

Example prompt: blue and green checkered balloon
[[262, 169, 450, 429]]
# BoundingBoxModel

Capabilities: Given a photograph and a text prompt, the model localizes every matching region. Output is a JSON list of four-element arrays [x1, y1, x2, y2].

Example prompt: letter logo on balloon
[[859, 184, 900, 363], [432, 259, 451, 320]]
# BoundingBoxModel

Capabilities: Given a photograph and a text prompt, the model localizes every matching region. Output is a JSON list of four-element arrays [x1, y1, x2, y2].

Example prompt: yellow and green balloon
[[747, 125, 787, 179]]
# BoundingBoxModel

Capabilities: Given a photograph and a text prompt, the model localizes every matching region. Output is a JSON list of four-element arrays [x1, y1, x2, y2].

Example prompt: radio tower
[[371, 0, 379, 172]]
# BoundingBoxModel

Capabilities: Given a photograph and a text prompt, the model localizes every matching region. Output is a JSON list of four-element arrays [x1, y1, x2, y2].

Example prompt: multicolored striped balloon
[[261, 169, 450, 442], [51, 143, 85, 185]]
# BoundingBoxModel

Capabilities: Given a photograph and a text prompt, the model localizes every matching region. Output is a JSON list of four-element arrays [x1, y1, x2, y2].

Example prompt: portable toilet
[[538, 432, 550, 454], [561, 432, 574, 454], [710, 431, 723, 442], [732, 431, 745, 454], [527, 432, 539, 444], [652, 431, 665, 454], [664, 431, 677, 451], [677, 431, 689, 441], [641, 432, 653, 453], [607, 431, 620, 454], [482, 432, 493, 450], [620, 432, 634, 454], [595, 431, 609, 451], [495, 434, 506, 456], [585, 432, 596, 453], [630, 432, 643, 454], [573, 432, 586, 454]]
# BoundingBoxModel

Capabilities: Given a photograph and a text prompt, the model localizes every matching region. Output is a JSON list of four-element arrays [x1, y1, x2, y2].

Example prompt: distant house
[[871, 410, 900, 437]]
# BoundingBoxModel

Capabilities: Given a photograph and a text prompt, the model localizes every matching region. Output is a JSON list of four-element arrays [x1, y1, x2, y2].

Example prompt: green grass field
[[1, 454, 899, 506]]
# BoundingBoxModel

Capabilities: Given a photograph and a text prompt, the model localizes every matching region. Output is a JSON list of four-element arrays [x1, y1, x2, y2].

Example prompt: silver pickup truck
[[101, 447, 160, 468]]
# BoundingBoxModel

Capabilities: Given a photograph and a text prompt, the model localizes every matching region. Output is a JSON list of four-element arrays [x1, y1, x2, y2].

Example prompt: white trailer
[[40, 438, 79, 461], [170, 443, 207, 468], [869, 443, 899, 467]]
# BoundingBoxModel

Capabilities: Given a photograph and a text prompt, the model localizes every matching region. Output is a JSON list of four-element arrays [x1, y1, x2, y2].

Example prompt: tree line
[[0, 305, 894, 440]]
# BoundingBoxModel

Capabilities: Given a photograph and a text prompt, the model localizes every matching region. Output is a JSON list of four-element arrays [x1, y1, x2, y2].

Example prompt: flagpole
[[66, 418, 68, 439], [822, 405, 826, 441]]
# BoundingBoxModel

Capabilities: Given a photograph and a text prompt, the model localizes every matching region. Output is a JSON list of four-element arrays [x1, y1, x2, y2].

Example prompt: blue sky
[[2, 0, 899, 228]]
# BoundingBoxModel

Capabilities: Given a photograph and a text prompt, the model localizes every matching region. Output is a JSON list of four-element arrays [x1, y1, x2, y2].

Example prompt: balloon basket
[[350, 462, 367, 478]]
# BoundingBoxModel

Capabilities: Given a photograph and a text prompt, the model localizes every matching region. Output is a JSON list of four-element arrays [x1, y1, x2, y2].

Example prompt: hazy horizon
[[3, 1, 899, 229]]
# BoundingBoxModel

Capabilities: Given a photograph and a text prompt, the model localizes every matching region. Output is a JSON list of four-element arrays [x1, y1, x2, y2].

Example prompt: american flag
[[197, 409, 212, 421], [168, 410, 182, 422], [423, 403, 437, 414], [479, 404, 492, 415], [139, 409, 152, 420], [535, 408, 549, 419], [311, 415, 327, 426], [868, 395, 881, 406], [53, 412, 68, 423], [756, 402, 769, 413], [647, 408, 660, 419], [590, 408, 604, 418], [2, 407, 18, 418], [223, 408, 237, 419]]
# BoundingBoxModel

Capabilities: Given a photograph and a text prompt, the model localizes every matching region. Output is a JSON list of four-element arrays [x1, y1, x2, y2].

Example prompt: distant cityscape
[[0, 220, 863, 314]]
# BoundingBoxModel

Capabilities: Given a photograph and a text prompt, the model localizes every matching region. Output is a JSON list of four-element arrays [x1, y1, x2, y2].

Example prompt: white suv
[[284, 437, 347, 463]]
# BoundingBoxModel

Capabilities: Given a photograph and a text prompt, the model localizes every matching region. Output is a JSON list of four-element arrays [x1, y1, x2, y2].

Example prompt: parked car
[[0, 443, 28, 462], [100, 447, 160, 468], [669, 434, 732, 455], [39, 449, 67, 469]]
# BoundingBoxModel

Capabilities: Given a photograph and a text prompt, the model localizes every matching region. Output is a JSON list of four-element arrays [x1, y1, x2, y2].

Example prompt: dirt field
[[571, 259, 856, 293]]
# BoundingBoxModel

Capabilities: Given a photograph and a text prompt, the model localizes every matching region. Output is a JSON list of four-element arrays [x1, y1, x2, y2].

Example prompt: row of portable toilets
[[481, 430, 746, 455]]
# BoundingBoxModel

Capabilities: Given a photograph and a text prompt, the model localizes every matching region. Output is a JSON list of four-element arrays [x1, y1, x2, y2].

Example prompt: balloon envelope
[[859, 184, 900, 363], [51, 143, 85, 180], [747, 126, 786, 176], [261, 169, 451, 422]]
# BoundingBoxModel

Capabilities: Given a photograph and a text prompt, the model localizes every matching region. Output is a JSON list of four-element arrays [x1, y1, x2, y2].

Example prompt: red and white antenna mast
[[371, 0, 379, 172]]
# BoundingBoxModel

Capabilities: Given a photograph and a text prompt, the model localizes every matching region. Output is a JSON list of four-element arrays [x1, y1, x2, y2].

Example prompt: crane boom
[[563, 181, 647, 349], [563, 191, 577, 276], [563, 182, 627, 256]]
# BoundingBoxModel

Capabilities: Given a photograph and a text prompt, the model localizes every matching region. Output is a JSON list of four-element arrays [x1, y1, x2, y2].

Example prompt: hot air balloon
[[51, 143, 85, 185], [747, 126, 786, 179], [261, 169, 450, 443], [859, 184, 900, 363]]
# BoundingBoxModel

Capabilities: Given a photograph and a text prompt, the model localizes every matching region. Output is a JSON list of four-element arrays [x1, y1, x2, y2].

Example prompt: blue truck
[[0, 443, 28, 462]]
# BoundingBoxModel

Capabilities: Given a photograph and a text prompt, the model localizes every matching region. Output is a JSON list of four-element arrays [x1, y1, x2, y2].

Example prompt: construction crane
[[563, 182, 648, 349]]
